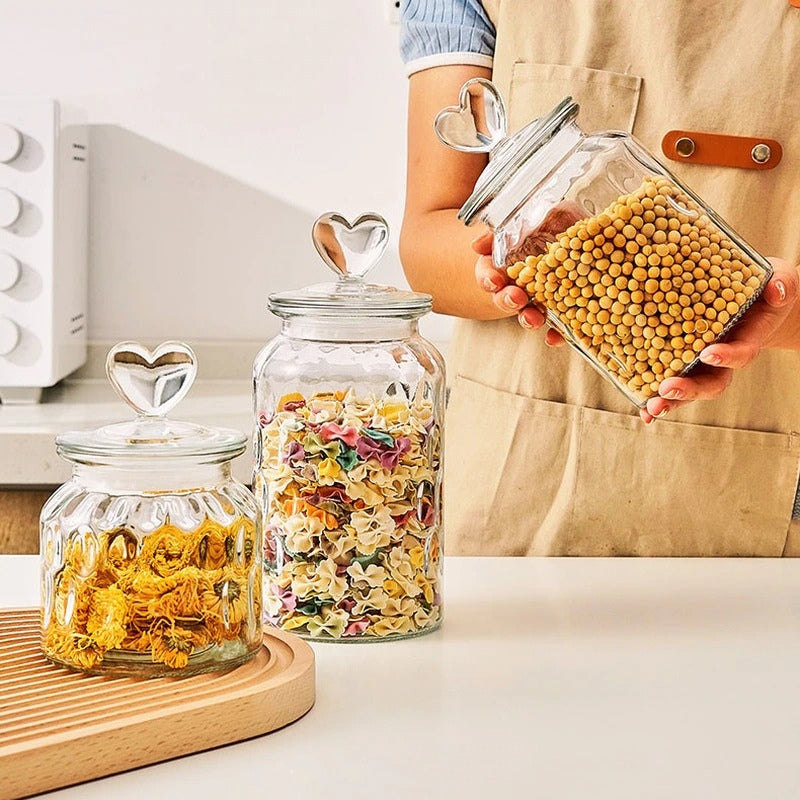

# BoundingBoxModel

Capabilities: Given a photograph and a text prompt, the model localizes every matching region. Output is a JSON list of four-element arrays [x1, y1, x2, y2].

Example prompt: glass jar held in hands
[[438, 78, 798, 422]]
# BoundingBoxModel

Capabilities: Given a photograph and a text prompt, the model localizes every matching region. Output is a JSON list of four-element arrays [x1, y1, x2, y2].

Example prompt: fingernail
[[503, 295, 519, 310], [519, 315, 532, 329], [662, 388, 684, 401], [774, 280, 787, 303], [482, 278, 496, 292], [699, 351, 722, 366], [656, 408, 669, 418]]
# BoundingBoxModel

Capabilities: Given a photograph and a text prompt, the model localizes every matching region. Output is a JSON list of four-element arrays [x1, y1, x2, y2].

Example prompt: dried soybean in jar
[[506, 177, 768, 403]]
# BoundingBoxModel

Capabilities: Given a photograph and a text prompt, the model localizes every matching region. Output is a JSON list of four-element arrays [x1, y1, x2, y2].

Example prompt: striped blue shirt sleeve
[[400, 0, 496, 76]]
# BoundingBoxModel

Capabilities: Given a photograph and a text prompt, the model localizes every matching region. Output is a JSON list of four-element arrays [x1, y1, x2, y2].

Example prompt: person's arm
[[401, 65, 509, 320], [400, 65, 565, 330]]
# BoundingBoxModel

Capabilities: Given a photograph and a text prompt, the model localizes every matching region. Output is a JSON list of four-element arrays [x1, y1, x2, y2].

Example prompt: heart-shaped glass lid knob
[[56, 340, 246, 462], [434, 77, 508, 153], [312, 212, 389, 281], [106, 341, 197, 417], [436, 79, 580, 225], [268, 210, 432, 317]]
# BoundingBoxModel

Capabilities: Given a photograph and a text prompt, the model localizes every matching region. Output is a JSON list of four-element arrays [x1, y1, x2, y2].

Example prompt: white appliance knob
[[0, 252, 20, 291], [0, 124, 22, 163], [0, 189, 21, 228], [0, 316, 19, 355]]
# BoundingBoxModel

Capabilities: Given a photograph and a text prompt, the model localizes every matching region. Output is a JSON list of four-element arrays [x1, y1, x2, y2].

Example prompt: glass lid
[[434, 78, 579, 224], [56, 341, 246, 464], [268, 211, 432, 318]]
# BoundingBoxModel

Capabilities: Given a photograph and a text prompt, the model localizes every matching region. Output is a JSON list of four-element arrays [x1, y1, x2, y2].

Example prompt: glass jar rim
[[56, 417, 247, 464], [268, 279, 432, 318]]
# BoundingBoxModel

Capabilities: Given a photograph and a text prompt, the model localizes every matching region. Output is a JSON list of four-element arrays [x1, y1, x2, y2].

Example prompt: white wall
[[0, 0, 454, 346]]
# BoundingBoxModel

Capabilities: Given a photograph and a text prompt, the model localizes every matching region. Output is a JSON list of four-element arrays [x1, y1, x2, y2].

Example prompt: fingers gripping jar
[[40, 342, 262, 676], [436, 79, 773, 406], [253, 213, 445, 641]]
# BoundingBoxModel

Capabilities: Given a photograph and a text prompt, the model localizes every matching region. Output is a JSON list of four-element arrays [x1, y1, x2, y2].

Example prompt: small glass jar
[[436, 79, 773, 407], [253, 213, 445, 641], [40, 342, 261, 676]]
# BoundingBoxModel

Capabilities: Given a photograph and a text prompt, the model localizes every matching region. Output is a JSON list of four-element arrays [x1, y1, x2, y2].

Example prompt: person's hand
[[641, 257, 799, 423], [474, 202, 585, 346]]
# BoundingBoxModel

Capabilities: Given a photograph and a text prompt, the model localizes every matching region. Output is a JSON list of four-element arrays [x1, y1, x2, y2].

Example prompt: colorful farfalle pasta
[[256, 389, 442, 640]]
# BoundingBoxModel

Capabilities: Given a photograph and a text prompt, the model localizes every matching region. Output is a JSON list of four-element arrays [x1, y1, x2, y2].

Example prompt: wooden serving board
[[0, 608, 315, 800]]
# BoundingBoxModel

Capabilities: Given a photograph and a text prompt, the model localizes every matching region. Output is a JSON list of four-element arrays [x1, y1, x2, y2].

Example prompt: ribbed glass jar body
[[40, 461, 261, 676], [253, 315, 445, 641]]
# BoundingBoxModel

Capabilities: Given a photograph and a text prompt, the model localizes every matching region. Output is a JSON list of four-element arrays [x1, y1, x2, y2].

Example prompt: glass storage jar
[[253, 212, 445, 641], [435, 79, 773, 407], [40, 341, 261, 676]]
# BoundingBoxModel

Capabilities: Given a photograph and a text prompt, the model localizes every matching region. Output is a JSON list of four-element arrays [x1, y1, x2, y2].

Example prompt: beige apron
[[445, 0, 800, 556]]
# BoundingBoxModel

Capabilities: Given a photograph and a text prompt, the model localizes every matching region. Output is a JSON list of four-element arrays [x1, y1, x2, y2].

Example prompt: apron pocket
[[445, 375, 581, 555], [509, 62, 642, 133], [571, 406, 800, 556]]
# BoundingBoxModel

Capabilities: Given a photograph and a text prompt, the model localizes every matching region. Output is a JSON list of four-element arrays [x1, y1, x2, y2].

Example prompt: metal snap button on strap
[[751, 143, 772, 164], [662, 130, 783, 170], [675, 137, 696, 158]]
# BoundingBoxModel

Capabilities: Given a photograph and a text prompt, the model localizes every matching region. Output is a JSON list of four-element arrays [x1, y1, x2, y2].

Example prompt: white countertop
[[0, 378, 253, 486], [0, 341, 261, 486], [0, 339, 452, 487], [3, 555, 800, 800]]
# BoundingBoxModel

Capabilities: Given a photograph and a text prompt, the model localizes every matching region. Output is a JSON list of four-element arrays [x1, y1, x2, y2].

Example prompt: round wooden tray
[[0, 608, 315, 800]]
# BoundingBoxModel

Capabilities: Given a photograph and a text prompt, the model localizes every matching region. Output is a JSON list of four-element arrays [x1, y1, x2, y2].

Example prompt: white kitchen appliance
[[0, 98, 88, 404]]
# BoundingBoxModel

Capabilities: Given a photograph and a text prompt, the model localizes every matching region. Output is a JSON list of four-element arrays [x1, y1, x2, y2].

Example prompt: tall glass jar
[[40, 342, 261, 676], [253, 213, 445, 641], [436, 79, 773, 407]]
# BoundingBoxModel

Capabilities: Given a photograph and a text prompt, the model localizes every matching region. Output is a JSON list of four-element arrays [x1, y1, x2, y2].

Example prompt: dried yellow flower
[[42, 514, 258, 672], [86, 586, 128, 650]]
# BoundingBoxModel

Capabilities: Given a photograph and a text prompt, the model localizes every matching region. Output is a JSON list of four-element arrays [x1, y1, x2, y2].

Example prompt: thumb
[[763, 258, 799, 309], [471, 229, 494, 256], [724, 258, 798, 347]]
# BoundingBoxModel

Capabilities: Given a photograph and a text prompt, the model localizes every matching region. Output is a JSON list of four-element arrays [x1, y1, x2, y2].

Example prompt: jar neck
[[281, 315, 419, 342], [481, 120, 584, 229], [73, 461, 231, 493]]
